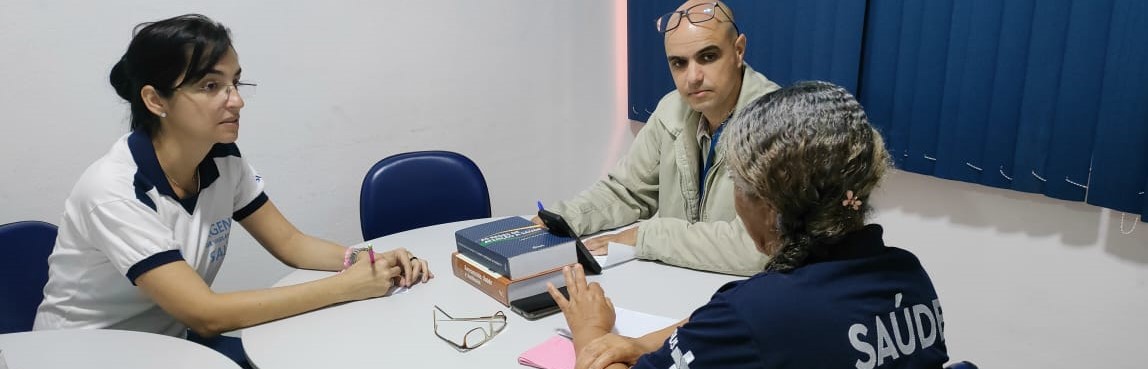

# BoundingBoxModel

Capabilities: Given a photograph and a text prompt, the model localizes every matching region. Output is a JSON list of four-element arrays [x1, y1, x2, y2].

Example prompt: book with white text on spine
[[451, 252, 568, 306]]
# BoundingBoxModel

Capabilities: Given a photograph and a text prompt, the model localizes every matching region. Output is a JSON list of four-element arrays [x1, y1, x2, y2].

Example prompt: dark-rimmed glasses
[[655, 2, 739, 34], [433, 305, 507, 352]]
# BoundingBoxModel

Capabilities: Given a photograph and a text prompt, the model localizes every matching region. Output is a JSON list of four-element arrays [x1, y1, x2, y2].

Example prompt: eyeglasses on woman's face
[[176, 79, 257, 104]]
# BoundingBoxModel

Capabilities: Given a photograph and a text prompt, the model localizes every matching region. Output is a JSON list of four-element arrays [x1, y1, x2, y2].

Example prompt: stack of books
[[452, 217, 578, 306]]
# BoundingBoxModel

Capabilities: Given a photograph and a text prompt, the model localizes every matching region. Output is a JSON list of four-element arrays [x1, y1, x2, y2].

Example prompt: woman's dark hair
[[723, 81, 891, 273], [109, 14, 232, 136]]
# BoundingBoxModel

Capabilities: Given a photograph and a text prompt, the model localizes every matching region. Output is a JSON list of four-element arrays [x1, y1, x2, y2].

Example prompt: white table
[[0, 329, 241, 369], [242, 218, 740, 369]]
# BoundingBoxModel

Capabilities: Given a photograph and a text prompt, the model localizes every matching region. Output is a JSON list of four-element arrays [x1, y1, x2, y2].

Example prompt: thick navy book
[[454, 217, 577, 279]]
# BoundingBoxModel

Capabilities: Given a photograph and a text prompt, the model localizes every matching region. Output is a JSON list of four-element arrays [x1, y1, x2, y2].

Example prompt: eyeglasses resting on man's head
[[432, 305, 507, 352], [654, 2, 739, 35]]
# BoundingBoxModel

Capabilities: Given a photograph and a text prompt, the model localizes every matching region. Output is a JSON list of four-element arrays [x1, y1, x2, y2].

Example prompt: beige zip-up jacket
[[551, 64, 781, 276]]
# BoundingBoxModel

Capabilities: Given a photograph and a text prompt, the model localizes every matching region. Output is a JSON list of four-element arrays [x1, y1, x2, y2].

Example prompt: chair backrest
[[0, 220, 58, 333], [945, 361, 979, 369], [360, 151, 492, 240]]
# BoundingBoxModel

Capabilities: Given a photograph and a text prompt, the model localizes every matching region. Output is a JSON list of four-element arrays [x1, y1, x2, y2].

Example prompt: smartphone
[[536, 209, 603, 275], [510, 286, 568, 320]]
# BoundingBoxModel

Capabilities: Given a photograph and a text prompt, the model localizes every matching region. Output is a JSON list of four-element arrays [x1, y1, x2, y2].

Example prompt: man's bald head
[[666, 0, 739, 41], [661, 0, 748, 126]]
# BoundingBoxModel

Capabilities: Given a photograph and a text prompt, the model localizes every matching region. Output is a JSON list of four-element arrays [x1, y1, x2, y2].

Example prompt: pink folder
[[518, 335, 574, 369]]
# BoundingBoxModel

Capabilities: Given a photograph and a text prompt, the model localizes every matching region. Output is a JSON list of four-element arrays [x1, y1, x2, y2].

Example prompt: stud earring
[[160, 112, 167, 118]]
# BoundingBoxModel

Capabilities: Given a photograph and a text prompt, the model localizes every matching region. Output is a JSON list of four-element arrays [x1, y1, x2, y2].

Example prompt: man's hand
[[583, 227, 638, 256]]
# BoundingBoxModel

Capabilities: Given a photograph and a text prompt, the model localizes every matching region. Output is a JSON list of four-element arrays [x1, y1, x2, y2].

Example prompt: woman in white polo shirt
[[34, 14, 432, 339]]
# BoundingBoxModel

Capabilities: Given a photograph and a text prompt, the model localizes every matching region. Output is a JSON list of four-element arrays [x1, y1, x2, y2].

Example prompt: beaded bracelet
[[342, 246, 377, 271], [343, 247, 370, 270], [343, 247, 357, 270]]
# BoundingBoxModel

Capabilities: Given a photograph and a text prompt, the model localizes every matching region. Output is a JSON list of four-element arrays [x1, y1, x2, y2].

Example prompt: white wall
[[0, 0, 629, 292], [3, 1, 1146, 368], [872, 170, 1148, 369]]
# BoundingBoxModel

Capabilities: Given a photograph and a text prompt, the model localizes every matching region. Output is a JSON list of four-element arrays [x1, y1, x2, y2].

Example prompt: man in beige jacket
[[539, 0, 780, 276]]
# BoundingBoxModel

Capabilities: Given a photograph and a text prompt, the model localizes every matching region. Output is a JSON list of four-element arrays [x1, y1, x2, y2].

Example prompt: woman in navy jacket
[[550, 81, 950, 369]]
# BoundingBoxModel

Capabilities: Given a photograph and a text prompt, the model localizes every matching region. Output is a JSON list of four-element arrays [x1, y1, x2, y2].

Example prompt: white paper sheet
[[592, 242, 637, 269], [556, 306, 679, 339]]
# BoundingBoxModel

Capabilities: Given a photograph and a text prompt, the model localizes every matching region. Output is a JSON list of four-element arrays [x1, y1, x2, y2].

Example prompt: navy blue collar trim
[[127, 131, 243, 214]]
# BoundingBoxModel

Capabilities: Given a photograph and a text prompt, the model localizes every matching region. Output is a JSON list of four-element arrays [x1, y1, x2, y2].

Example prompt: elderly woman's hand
[[578, 333, 650, 369], [547, 264, 616, 338]]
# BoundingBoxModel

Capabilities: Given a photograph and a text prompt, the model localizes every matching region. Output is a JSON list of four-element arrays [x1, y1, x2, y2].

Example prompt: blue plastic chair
[[360, 151, 492, 240], [946, 361, 979, 369], [0, 221, 58, 334]]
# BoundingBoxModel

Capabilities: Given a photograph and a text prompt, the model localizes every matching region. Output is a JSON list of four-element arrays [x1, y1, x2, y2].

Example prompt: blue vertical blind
[[628, 0, 1148, 220], [859, 0, 1148, 220], [627, 0, 866, 122]]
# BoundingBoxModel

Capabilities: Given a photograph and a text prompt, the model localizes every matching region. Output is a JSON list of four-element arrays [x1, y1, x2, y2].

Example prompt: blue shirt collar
[[126, 130, 235, 213]]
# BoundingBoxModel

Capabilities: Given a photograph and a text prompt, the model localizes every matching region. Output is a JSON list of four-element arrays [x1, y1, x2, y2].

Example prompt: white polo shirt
[[34, 131, 267, 337]]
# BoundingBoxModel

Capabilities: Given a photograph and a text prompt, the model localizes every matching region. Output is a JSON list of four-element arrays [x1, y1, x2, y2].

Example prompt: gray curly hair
[[723, 81, 891, 273]]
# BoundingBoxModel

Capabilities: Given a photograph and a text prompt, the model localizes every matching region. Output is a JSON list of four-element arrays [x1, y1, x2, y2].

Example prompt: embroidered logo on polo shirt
[[206, 218, 232, 263]]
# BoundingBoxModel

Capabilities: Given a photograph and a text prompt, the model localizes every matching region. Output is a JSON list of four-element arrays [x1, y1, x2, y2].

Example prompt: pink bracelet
[[343, 247, 356, 270], [342, 247, 370, 271]]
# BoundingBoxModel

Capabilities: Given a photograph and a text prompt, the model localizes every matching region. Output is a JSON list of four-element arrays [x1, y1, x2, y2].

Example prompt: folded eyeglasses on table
[[432, 305, 507, 352]]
